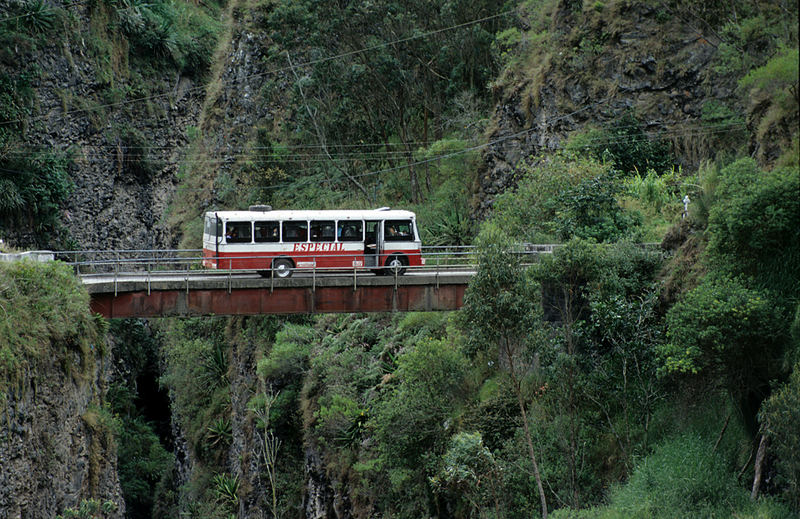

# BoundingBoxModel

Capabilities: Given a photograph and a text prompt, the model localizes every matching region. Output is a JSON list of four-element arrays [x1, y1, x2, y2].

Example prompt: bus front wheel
[[272, 258, 294, 278]]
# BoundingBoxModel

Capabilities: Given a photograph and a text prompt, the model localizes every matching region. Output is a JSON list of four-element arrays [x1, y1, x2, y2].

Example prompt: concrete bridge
[[59, 247, 506, 318]]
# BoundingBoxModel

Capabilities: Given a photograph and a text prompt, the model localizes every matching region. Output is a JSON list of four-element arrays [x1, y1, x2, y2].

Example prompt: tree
[[706, 159, 800, 303], [660, 276, 787, 435], [371, 337, 470, 516], [432, 432, 502, 517], [458, 226, 548, 518], [554, 171, 641, 243]]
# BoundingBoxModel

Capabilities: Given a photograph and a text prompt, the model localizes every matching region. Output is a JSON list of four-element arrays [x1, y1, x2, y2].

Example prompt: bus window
[[337, 220, 363, 242], [254, 221, 280, 242], [384, 220, 413, 241], [311, 221, 335, 242], [205, 216, 222, 238], [283, 221, 308, 242], [225, 221, 252, 243]]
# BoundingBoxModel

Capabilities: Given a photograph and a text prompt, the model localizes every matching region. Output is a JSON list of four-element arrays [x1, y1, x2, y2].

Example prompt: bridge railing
[[59, 243, 660, 278], [60, 246, 485, 276], [58, 249, 203, 275]]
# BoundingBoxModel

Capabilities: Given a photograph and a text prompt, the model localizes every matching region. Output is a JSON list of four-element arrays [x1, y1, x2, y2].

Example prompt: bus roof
[[205, 209, 417, 221]]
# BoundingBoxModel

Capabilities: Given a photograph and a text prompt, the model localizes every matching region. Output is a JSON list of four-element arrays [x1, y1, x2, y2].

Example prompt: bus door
[[364, 220, 382, 267]]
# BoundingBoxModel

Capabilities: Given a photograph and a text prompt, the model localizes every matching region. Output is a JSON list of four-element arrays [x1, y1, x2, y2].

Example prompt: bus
[[202, 206, 425, 277]]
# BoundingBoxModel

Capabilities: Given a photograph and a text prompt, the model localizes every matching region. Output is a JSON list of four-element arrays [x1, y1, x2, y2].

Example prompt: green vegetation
[[56, 499, 119, 519], [152, 0, 798, 516], [109, 0, 223, 76], [106, 319, 174, 519], [0, 70, 74, 246], [0, 261, 105, 402], [566, 113, 674, 176], [4, 0, 797, 517]]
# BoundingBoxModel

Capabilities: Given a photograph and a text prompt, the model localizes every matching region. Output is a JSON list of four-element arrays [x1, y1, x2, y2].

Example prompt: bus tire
[[272, 258, 294, 278], [385, 255, 407, 276]]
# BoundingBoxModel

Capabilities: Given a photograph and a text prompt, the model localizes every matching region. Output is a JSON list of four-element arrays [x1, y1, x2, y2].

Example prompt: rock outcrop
[[0, 343, 124, 518], [0, 2, 203, 250], [474, 1, 736, 217]]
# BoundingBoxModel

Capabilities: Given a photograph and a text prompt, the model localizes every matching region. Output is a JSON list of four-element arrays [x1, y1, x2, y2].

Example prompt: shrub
[[759, 365, 800, 511], [0, 261, 104, 396], [566, 114, 674, 176], [554, 171, 642, 243], [706, 159, 800, 302], [605, 434, 747, 517], [661, 276, 787, 434], [490, 153, 611, 242]]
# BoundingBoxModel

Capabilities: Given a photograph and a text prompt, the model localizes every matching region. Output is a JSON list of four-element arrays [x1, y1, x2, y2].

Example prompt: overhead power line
[[1, 119, 746, 161], [0, 9, 514, 127]]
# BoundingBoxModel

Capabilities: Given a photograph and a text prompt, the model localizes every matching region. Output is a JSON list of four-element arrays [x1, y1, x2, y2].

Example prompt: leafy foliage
[[0, 71, 73, 243], [491, 153, 612, 243], [459, 226, 538, 357], [661, 276, 787, 434], [554, 170, 641, 242], [159, 318, 232, 464], [371, 337, 470, 514], [258, 0, 507, 205], [566, 114, 674, 175], [759, 365, 800, 511], [603, 434, 750, 518], [110, 0, 222, 76], [56, 499, 119, 519], [431, 431, 502, 516], [116, 416, 174, 518], [705, 159, 800, 303]]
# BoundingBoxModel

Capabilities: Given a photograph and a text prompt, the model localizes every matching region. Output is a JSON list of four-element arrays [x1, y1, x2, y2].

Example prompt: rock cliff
[[0, 262, 124, 518]]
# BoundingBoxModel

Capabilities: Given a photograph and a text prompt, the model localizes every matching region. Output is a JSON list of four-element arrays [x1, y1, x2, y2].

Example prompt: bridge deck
[[86, 271, 472, 317]]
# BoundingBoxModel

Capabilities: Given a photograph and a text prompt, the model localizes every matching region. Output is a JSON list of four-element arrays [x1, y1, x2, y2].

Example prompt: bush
[[661, 276, 787, 434], [490, 153, 611, 242], [759, 365, 800, 511], [566, 114, 674, 176], [554, 170, 642, 242], [116, 416, 174, 519], [605, 434, 747, 517], [706, 159, 800, 302], [0, 261, 104, 396]]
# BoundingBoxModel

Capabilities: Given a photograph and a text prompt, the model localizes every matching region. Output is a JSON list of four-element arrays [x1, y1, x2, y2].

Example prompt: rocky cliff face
[[1, 2, 203, 250], [475, 1, 740, 216], [0, 343, 124, 518]]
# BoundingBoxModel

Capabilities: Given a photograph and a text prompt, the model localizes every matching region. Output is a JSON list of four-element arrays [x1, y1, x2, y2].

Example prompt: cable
[[0, 121, 747, 170], [0, 9, 514, 127]]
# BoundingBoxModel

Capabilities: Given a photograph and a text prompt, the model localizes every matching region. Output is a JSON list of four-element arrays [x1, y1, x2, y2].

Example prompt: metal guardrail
[[56, 243, 663, 284]]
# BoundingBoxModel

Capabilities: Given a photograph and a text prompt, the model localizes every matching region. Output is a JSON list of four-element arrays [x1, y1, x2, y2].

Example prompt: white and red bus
[[202, 206, 425, 277]]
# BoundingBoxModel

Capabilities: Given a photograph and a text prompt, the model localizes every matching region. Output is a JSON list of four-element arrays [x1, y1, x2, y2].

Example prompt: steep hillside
[[1, 0, 797, 518], [476, 0, 798, 215], [0, 261, 123, 518], [0, 0, 221, 249]]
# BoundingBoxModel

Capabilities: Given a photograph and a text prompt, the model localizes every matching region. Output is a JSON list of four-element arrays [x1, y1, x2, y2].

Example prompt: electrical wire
[[0, 9, 514, 127]]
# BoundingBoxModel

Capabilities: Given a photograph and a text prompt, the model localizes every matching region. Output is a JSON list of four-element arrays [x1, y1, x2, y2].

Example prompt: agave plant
[[207, 417, 232, 448], [213, 473, 240, 508], [21, 0, 55, 34]]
